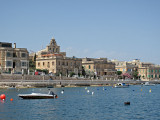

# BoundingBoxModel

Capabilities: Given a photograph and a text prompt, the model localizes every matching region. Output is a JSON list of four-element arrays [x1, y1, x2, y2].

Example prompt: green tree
[[29, 60, 36, 71], [29, 53, 36, 71], [70, 72, 75, 77], [34, 53, 36, 61], [36, 69, 49, 74], [117, 71, 122, 75], [133, 71, 139, 79], [82, 66, 86, 76]]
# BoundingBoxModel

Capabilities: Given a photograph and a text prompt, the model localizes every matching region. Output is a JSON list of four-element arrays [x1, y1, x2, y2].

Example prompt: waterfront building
[[129, 59, 141, 66], [36, 37, 82, 75], [82, 58, 116, 79], [112, 59, 137, 74], [138, 63, 160, 80], [0, 42, 29, 74], [129, 59, 160, 80], [113, 58, 160, 81]]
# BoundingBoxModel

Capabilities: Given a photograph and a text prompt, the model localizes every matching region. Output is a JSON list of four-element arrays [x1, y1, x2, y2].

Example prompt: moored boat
[[114, 83, 129, 88], [144, 82, 155, 86], [18, 93, 58, 99]]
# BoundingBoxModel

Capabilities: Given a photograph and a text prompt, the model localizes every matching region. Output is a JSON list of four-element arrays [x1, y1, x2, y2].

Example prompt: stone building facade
[[82, 58, 116, 79], [112, 60, 138, 77], [36, 37, 82, 75], [112, 59, 160, 80], [138, 63, 160, 80], [112, 60, 135, 74], [0, 42, 29, 74]]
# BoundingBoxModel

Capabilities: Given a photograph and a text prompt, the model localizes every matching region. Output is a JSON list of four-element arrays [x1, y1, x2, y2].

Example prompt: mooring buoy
[[124, 102, 130, 105]]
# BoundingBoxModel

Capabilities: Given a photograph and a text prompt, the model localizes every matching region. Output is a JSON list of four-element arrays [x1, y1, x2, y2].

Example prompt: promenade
[[0, 74, 160, 88], [0, 79, 160, 88]]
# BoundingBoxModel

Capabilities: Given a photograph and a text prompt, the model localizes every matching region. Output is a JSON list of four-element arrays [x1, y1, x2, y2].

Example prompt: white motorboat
[[18, 93, 58, 99], [144, 82, 155, 86], [114, 83, 129, 88]]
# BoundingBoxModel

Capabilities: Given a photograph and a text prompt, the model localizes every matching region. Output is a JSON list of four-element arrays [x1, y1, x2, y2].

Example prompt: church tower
[[46, 37, 60, 53]]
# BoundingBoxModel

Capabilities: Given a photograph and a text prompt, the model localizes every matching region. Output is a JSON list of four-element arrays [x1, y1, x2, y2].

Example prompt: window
[[52, 62, 54, 66], [21, 53, 26, 58], [43, 62, 45, 66], [13, 52, 17, 57], [6, 61, 12, 67], [6, 52, 11, 57], [21, 62, 27, 67], [151, 75, 153, 78], [89, 65, 91, 69], [48, 62, 50, 68], [38, 62, 40, 67]]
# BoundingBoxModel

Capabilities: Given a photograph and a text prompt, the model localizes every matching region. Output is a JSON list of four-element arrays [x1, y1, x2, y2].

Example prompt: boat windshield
[[48, 91, 54, 95]]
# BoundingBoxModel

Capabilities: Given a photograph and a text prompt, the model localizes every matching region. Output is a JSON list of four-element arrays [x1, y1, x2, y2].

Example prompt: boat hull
[[144, 82, 155, 86], [114, 83, 129, 88], [18, 93, 56, 99], [114, 86, 129, 88], [144, 84, 155, 86]]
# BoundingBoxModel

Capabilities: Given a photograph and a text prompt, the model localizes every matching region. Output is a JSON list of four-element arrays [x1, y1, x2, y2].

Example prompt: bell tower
[[49, 37, 57, 46], [47, 37, 60, 53]]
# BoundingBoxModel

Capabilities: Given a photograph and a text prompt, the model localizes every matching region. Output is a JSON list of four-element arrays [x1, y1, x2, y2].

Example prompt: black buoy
[[124, 102, 130, 105]]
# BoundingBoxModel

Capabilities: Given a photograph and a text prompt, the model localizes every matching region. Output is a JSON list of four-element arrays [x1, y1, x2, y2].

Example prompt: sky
[[0, 0, 160, 64]]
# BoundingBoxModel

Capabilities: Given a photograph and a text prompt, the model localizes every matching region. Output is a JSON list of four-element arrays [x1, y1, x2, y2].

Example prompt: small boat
[[18, 93, 58, 99], [144, 82, 155, 86], [114, 83, 129, 88]]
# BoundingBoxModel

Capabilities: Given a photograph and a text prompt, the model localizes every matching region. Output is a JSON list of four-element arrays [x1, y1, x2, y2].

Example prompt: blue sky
[[0, 0, 160, 64]]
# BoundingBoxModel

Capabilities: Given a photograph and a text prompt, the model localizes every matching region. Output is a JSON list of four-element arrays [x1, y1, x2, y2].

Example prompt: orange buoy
[[10, 98, 13, 101]]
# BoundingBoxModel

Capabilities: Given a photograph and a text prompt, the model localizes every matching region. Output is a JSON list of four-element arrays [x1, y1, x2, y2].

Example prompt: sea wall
[[0, 74, 89, 81]]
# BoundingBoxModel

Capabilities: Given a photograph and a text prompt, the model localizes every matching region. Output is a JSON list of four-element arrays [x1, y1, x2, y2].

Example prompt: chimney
[[14, 43, 16, 48]]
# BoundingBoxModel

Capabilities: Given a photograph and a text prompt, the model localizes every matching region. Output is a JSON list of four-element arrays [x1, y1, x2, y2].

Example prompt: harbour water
[[0, 85, 160, 120]]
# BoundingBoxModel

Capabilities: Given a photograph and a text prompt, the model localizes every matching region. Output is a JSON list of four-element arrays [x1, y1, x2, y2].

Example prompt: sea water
[[0, 85, 160, 120]]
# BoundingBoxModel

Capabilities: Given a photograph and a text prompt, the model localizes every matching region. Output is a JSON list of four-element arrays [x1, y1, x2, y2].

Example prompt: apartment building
[[112, 60, 137, 74], [138, 63, 160, 80], [82, 58, 116, 79], [0, 42, 29, 74]]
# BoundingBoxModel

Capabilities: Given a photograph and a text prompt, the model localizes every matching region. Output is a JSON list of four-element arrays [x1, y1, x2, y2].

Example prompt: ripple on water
[[1, 85, 160, 120]]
